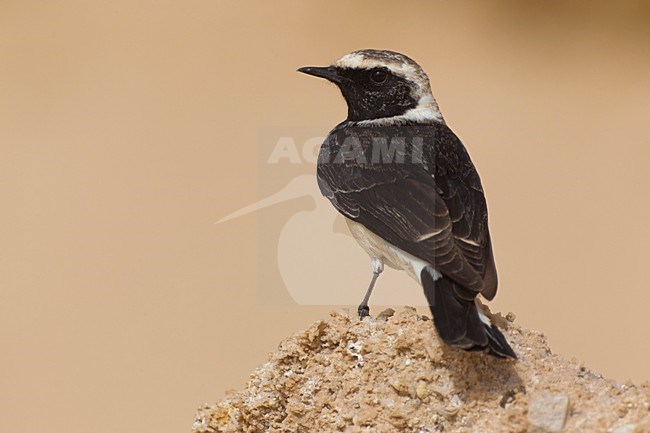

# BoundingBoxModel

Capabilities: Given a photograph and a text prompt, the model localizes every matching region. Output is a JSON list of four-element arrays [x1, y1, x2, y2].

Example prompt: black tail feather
[[421, 268, 517, 359]]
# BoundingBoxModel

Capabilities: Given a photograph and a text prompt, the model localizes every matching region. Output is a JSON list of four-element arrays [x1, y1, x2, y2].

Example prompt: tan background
[[1, 1, 649, 432]]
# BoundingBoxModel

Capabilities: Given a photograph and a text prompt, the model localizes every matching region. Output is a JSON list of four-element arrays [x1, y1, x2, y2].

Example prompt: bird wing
[[430, 125, 498, 299], [317, 122, 498, 300]]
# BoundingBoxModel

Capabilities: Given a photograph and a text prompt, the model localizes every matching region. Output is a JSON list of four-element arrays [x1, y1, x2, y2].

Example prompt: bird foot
[[357, 305, 370, 320]]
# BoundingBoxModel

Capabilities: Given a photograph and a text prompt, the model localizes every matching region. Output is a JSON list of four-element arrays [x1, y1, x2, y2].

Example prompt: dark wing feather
[[324, 172, 484, 297], [318, 122, 498, 299], [431, 126, 498, 298]]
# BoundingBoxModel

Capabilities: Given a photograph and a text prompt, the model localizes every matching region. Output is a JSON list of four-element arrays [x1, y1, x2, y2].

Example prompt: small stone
[[393, 306, 418, 323], [416, 380, 429, 399], [444, 394, 462, 418], [353, 407, 377, 426], [377, 308, 396, 320], [389, 378, 412, 397], [527, 393, 570, 433]]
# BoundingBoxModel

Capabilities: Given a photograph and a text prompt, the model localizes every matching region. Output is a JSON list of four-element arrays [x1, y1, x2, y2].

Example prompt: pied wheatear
[[298, 49, 515, 359]]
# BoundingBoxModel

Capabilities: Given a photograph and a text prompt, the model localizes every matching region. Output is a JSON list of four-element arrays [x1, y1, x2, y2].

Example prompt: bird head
[[298, 49, 444, 125]]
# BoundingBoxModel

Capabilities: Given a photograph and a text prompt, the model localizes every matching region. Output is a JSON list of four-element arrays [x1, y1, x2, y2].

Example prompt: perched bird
[[298, 49, 516, 359]]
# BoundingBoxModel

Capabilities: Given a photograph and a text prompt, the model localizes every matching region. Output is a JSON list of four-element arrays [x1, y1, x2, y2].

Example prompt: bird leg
[[358, 258, 384, 320]]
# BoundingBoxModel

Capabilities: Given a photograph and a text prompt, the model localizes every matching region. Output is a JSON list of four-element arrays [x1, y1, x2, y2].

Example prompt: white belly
[[345, 218, 441, 283]]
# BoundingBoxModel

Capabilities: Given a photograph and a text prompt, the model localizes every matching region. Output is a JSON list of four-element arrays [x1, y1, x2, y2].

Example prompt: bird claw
[[357, 305, 370, 320]]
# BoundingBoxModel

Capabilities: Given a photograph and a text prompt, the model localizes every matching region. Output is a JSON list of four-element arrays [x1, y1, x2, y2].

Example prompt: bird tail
[[421, 268, 516, 359]]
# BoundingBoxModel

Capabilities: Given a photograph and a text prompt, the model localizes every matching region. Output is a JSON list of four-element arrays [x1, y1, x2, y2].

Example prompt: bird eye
[[370, 69, 388, 84]]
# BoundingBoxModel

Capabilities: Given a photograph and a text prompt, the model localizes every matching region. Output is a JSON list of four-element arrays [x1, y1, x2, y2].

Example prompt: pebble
[[376, 308, 395, 320], [527, 393, 570, 432]]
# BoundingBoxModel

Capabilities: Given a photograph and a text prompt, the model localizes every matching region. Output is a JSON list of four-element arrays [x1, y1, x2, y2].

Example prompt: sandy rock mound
[[194, 308, 649, 433]]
